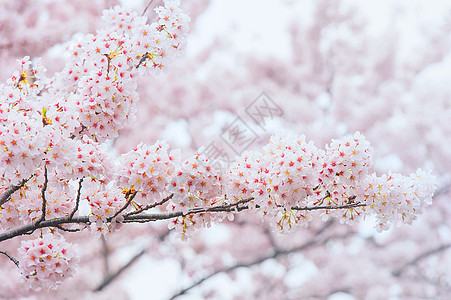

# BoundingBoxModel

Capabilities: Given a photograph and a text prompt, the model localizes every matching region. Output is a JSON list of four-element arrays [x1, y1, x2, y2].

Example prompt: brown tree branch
[[0, 215, 91, 242], [69, 178, 84, 219], [35, 166, 48, 225], [125, 193, 173, 217], [54, 224, 82, 232], [0, 175, 33, 207], [0, 250, 20, 268], [111, 191, 137, 219], [291, 203, 366, 211], [0, 196, 366, 243], [122, 197, 253, 224]]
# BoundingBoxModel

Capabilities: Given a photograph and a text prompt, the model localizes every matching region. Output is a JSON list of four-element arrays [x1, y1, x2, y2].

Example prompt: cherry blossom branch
[[123, 197, 253, 223], [0, 175, 33, 207], [291, 202, 366, 211], [124, 199, 366, 223], [0, 250, 20, 268], [264, 227, 278, 249], [392, 243, 451, 276], [0, 216, 90, 242], [404, 267, 451, 294], [0, 196, 368, 242]]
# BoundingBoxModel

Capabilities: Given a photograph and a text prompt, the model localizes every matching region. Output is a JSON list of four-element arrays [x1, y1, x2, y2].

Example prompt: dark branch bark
[[69, 178, 84, 219], [0, 215, 90, 242], [291, 203, 365, 211], [125, 194, 173, 217], [0, 175, 33, 207], [0, 196, 366, 243], [35, 166, 48, 225], [54, 225, 82, 232], [0, 43, 12, 49], [122, 197, 253, 223], [0, 250, 20, 268], [111, 191, 137, 219]]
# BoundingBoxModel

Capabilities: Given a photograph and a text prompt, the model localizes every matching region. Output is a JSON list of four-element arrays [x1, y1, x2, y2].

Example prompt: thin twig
[[125, 194, 173, 217], [69, 178, 84, 219], [35, 166, 48, 225], [291, 203, 366, 211], [54, 225, 82, 232], [314, 219, 335, 236], [136, 52, 149, 68], [263, 228, 278, 250], [0, 175, 34, 207], [111, 191, 137, 219], [0, 250, 20, 268]]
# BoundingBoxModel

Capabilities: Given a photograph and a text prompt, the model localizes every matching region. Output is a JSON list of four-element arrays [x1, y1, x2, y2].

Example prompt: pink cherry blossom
[[17, 234, 78, 291]]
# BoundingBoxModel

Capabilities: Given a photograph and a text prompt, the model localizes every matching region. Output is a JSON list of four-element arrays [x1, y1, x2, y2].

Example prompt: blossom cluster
[[0, 56, 48, 182], [47, 1, 190, 142], [117, 141, 179, 205], [17, 234, 78, 291], [1, 0, 190, 224], [169, 150, 226, 211], [83, 179, 127, 235], [1, 2, 190, 290], [363, 170, 436, 232], [115, 133, 435, 236], [166, 150, 230, 239], [224, 133, 372, 231]]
